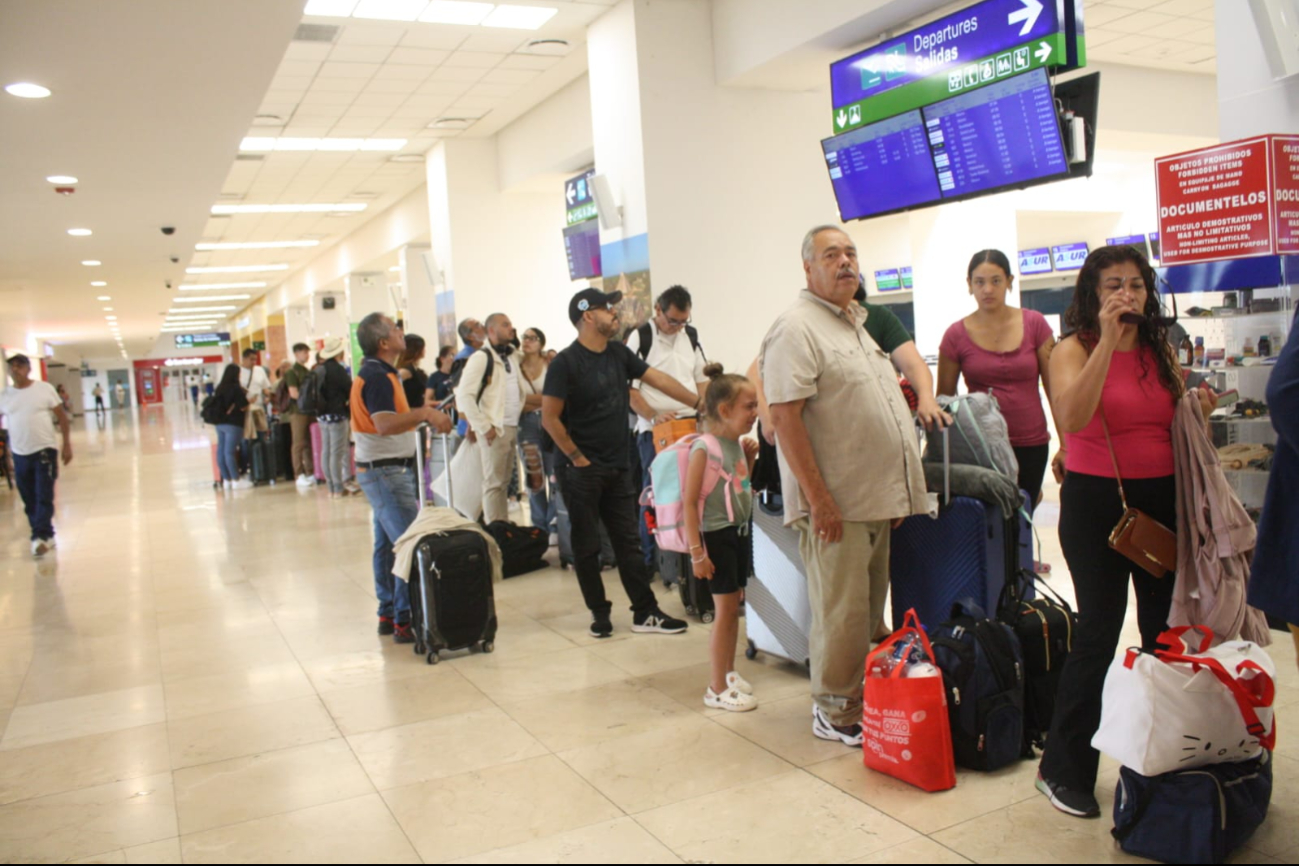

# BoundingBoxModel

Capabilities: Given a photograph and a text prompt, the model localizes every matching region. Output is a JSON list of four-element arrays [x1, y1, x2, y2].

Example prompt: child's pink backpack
[[640, 433, 738, 553]]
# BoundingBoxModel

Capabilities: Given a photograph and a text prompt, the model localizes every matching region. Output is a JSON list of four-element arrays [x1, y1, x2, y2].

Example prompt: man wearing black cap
[[0, 354, 73, 557], [543, 289, 704, 638]]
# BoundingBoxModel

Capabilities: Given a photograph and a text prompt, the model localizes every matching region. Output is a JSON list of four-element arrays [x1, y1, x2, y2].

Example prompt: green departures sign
[[832, 31, 1080, 132]]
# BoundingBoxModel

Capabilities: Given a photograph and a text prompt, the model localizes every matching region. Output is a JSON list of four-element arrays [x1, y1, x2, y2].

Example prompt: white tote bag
[[1092, 626, 1276, 777], [434, 435, 483, 521]]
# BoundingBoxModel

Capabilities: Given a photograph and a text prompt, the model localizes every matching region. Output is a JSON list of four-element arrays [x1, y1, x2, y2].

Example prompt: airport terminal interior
[[2, 0, 1299, 862]]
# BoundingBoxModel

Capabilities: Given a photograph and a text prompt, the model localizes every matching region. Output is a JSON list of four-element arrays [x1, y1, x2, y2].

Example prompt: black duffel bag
[[485, 520, 549, 578]]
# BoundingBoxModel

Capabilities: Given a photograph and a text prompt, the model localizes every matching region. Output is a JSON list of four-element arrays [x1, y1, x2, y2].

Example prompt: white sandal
[[726, 671, 754, 695], [704, 686, 758, 712]]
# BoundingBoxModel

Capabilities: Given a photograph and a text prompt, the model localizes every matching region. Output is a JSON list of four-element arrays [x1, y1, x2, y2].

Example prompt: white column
[[1216, 0, 1299, 138]]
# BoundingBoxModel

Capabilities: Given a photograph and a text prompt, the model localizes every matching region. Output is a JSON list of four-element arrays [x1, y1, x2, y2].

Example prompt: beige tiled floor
[[0, 403, 1295, 864]]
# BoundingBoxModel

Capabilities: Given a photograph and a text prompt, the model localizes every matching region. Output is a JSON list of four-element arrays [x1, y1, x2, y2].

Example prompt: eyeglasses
[[522, 334, 540, 342], [664, 314, 691, 327]]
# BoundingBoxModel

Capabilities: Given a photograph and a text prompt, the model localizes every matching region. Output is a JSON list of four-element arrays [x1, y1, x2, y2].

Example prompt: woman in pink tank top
[[1035, 245, 1215, 821], [938, 249, 1056, 510]]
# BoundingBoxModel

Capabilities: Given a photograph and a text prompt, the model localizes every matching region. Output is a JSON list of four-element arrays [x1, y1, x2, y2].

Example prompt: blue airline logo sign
[[1052, 242, 1089, 270], [830, 0, 1080, 123], [1018, 247, 1052, 274]]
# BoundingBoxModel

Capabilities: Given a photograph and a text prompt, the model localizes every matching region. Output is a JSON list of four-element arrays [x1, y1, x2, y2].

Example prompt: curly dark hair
[[1063, 245, 1183, 399]]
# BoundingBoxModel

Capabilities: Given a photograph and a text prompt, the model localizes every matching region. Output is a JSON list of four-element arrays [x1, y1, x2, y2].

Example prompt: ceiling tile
[[388, 47, 451, 65], [330, 123, 383, 135], [1182, 25, 1217, 45], [1104, 0, 1165, 8], [450, 100, 501, 114], [457, 33, 530, 53], [1097, 33, 1160, 53], [417, 79, 472, 96], [480, 68, 538, 85], [430, 66, 487, 83], [1149, 0, 1214, 13], [285, 42, 333, 61], [277, 60, 324, 78], [1112, 10, 1177, 31], [466, 82, 518, 98], [1154, 16, 1214, 39], [312, 77, 368, 92], [327, 44, 391, 63], [299, 90, 358, 106], [441, 51, 506, 69], [361, 78, 422, 94], [399, 94, 453, 110], [271, 75, 316, 91], [398, 28, 469, 50], [1166, 44, 1216, 63], [336, 22, 410, 47], [373, 63, 436, 81], [319, 61, 381, 79], [498, 54, 561, 71], [1078, 5, 1136, 27]]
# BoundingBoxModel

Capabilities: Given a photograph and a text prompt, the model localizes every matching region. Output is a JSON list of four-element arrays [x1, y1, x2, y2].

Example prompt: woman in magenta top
[[1035, 245, 1214, 821], [937, 249, 1055, 509]]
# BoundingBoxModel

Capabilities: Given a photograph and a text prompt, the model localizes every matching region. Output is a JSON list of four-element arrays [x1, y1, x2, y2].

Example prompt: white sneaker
[[44, 537, 56, 551], [31, 539, 49, 557], [726, 671, 754, 695], [233, 479, 254, 490], [223, 480, 233, 491], [296, 474, 314, 488], [704, 686, 758, 712]]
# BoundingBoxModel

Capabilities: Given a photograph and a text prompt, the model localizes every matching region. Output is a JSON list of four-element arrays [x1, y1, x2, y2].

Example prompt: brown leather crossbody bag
[[1101, 410, 1177, 578]]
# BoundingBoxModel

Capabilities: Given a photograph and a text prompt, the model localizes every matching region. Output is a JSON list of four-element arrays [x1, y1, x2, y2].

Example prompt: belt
[[355, 457, 415, 470]]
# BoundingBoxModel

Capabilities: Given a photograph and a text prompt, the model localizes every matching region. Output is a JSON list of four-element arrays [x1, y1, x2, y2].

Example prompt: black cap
[[6, 353, 30, 367], [568, 288, 623, 325]]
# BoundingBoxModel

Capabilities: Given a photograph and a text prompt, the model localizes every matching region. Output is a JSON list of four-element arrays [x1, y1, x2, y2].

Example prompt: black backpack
[[633, 322, 705, 362], [200, 394, 222, 425], [448, 348, 495, 405], [930, 601, 1026, 772], [297, 365, 327, 415], [997, 569, 1076, 754]]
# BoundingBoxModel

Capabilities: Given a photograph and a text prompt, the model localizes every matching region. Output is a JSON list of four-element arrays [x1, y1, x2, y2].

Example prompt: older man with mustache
[[760, 225, 929, 746]]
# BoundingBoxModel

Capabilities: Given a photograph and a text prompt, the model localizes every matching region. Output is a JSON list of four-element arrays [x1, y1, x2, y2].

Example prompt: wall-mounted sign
[[1051, 242, 1089, 271], [564, 169, 597, 226], [1106, 234, 1150, 258], [174, 332, 231, 348], [1154, 135, 1295, 265], [252, 340, 266, 352], [899, 266, 914, 289], [874, 268, 902, 291], [1017, 247, 1052, 275], [829, 0, 1084, 131]]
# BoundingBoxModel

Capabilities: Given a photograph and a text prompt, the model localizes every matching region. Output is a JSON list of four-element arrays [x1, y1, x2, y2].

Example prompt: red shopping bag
[[862, 609, 956, 792]]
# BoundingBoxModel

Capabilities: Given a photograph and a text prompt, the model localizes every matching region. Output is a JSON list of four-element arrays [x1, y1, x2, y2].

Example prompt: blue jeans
[[216, 424, 241, 481], [357, 463, 418, 621], [13, 448, 58, 541], [636, 431, 658, 566], [518, 411, 557, 532]]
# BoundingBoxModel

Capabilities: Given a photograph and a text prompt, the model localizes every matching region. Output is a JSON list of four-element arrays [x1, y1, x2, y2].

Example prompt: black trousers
[[555, 463, 658, 618], [1013, 443, 1050, 513], [1038, 471, 1176, 792]]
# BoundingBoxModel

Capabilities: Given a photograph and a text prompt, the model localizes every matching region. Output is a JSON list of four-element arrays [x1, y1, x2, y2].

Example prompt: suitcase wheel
[[744, 639, 757, 661], [700, 610, 714, 625], [426, 651, 440, 665], [481, 641, 494, 654]]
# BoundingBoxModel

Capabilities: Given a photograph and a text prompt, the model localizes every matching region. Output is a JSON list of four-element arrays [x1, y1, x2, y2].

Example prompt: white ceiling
[[3, 0, 1222, 362]]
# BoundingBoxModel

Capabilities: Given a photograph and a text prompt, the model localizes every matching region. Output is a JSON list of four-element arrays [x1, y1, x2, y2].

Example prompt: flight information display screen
[[1052, 242, 1089, 271], [822, 68, 1070, 221], [875, 268, 902, 291], [563, 220, 602, 280], [1018, 247, 1053, 275]]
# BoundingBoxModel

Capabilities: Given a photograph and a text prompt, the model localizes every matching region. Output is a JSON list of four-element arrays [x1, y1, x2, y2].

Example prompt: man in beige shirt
[[760, 224, 929, 746]]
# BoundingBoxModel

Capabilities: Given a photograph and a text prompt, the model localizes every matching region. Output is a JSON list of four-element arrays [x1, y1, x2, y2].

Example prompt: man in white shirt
[[240, 349, 272, 437], [625, 285, 709, 568], [456, 313, 539, 523], [0, 354, 73, 557]]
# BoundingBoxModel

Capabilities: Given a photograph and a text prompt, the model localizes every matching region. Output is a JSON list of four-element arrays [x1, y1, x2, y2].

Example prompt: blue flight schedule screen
[[921, 68, 1068, 197], [563, 220, 602, 280], [822, 110, 940, 221]]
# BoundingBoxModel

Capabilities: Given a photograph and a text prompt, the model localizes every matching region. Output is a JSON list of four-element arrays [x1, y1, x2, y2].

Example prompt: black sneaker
[[589, 614, 613, 639], [1036, 772, 1100, 818], [631, 609, 687, 635], [392, 622, 415, 644], [812, 705, 864, 747], [377, 616, 395, 636]]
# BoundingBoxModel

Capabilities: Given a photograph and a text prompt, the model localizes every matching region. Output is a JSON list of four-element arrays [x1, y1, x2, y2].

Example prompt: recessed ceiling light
[[103, 307, 114, 311], [524, 38, 570, 55], [68, 228, 92, 236], [178, 281, 267, 290], [48, 175, 78, 184], [105, 315, 117, 320], [481, 4, 556, 29], [5, 82, 51, 98], [185, 264, 288, 274], [303, 0, 358, 14], [96, 295, 111, 301], [352, 0, 428, 22], [389, 265, 401, 271], [429, 116, 478, 129], [419, 0, 493, 25], [167, 306, 237, 313], [81, 260, 101, 266], [172, 295, 251, 302], [210, 203, 366, 214], [91, 281, 107, 287], [252, 114, 284, 126], [194, 240, 319, 251]]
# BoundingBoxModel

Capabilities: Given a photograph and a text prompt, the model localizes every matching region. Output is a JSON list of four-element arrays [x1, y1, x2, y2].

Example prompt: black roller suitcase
[[246, 433, 273, 484], [659, 550, 715, 623], [272, 422, 295, 482], [409, 424, 498, 665]]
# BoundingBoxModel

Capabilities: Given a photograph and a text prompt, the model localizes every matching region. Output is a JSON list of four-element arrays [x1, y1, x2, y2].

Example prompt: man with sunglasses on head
[[543, 289, 706, 639], [624, 285, 710, 571]]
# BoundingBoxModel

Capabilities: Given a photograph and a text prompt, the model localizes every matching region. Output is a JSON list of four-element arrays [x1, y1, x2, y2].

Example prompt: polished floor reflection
[[0, 403, 1295, 864]]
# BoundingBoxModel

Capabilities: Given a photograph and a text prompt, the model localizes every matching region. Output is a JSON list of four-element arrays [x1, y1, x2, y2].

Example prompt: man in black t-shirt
[[543, 288, 705, 638]]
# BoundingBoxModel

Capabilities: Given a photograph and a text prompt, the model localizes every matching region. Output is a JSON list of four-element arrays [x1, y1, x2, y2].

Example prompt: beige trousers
[[480, 425, 519, 524], [795, 518, 892, 727]]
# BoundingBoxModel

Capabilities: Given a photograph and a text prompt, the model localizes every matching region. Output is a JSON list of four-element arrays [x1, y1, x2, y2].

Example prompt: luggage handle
[[416, 421, 456, 510], [1149, 647, 1276, 751], [872, 608, 937, 673]]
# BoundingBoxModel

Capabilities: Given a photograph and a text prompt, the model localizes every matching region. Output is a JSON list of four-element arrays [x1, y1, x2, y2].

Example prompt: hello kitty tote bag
[[1092, 626, 1276, 777]]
